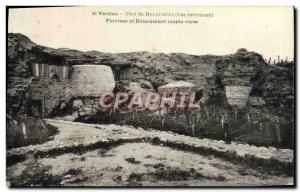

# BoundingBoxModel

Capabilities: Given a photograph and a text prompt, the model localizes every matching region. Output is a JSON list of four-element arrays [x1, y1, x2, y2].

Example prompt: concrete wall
[[31, 63, 69, 79], [225, 86, 252, 108], [28, 78, 71, 115], [70, 65, 115, 97], [28, 64, 115, 116]]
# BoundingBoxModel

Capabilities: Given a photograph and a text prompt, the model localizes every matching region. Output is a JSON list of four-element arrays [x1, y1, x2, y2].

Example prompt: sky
[[8, 6, 294, 61]]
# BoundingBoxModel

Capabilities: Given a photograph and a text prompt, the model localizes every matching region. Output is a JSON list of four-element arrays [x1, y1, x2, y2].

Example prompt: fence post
[[275, 118, 282, 144]]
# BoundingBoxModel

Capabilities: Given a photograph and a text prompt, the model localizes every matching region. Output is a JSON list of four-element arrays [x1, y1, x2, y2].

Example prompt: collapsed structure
[[7, 34, 294, 117], [158, 81, 202, 112], [28, 64, 115, 115], [7, 33, 294, 148]]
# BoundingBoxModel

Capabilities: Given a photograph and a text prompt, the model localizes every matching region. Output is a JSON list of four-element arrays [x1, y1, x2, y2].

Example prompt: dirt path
[[7, 119, 294, 187]]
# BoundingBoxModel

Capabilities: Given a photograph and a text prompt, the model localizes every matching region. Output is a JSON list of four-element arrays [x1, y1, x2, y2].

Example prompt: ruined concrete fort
[[7, 33, 294, 121]]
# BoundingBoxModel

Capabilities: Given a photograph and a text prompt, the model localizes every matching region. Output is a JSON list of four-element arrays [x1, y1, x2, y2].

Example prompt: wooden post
[[259, 122, 263, 132], [221, 115, 224, 130], [247, 113, 251, 130], [191, 113, 195, 136], [22, 122, 27, 140], [234, 109, 237, 119], [275, 119, 282, 144], [91, 99, 94, 116]]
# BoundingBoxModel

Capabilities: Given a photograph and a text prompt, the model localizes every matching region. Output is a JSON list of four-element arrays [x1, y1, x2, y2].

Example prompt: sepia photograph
[[6, 6, 295, 187]]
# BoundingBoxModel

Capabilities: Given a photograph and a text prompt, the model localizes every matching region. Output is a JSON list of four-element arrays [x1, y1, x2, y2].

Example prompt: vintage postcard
[[6, 6, 295, 187]]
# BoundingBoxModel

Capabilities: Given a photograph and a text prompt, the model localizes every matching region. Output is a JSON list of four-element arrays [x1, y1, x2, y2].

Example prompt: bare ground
[[6, 119, 294, 187]]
